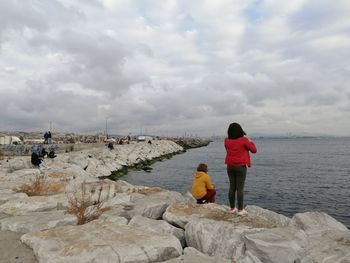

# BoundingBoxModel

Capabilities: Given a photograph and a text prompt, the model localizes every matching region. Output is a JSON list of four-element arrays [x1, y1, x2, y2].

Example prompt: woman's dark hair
[[197, 163, 208, 173], [227, 122, 246, 139]]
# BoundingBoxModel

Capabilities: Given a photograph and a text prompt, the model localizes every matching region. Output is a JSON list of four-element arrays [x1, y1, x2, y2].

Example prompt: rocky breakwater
[[0, 140, 349, 263], [170, 138, 211, 150]]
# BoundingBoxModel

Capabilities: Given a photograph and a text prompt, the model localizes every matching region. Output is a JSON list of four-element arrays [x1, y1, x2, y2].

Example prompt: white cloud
[[0, 0, 350, 136]]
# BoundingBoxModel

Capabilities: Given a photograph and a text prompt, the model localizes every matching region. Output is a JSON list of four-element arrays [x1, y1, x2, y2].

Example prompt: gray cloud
[[1, 0, 350, 136]]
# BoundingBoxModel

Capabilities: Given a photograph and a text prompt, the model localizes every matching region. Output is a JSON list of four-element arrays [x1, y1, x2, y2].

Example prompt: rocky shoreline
[[0, 140, 349, 263]]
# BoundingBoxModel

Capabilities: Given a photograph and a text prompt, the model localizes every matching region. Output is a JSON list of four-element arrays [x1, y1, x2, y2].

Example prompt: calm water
[[123, 138, 350, 228]]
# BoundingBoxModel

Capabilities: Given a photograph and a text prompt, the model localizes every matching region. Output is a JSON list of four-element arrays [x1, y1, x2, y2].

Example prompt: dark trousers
[[196, 189, 216, 204], [227, 166, 247, 210]]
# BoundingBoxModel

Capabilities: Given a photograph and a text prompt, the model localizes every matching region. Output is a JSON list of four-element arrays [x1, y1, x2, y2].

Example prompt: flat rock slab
[[185, 217, 265, 260], [0, 230, 37, 263], [244, 227, 308, 263], [163, 202, 276, 229], [0, 196, 58, 215], [0, 211, 77, 233], [21, 219, 183, 263], [161, 247, 231, 263], [129, 215, 186, 247]]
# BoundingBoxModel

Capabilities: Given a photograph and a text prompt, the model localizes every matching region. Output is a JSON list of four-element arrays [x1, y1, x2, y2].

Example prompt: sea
[[123, 137, 350, 229]]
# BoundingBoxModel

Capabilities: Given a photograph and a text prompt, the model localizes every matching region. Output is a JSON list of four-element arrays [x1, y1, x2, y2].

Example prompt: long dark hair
[[227, 122, 246, 139]]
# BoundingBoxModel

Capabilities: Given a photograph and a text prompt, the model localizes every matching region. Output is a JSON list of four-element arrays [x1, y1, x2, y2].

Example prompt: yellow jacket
[[191, 171, 215, 199]]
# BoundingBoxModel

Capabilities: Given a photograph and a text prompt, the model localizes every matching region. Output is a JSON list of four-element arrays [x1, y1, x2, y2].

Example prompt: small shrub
[[16, 175, 66, 196], [66, 182, 110, 225], [0, 150, 4, 160]]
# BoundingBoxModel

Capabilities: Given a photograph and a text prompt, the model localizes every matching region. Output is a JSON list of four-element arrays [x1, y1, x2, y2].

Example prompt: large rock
[[21, 220, 183, 263], [243, 227, 308, 263], [300, 229, 350, 263], [0, 168, 41, 190], [0, 230, 38, 263], [69, 154, 89, 170], [0, 210, 77, 233], [0, 196, 59, 215], [289, 211, 349, 234], [122, 190, 186, 220], [290, 212, 350, 262], [162, 247, 231, 263], [129, 215, 186, 247], [0, 190, 27, 205], [185, 216, 272, 260], [245, 205, 290, 227], [163, 202, 238, 229]]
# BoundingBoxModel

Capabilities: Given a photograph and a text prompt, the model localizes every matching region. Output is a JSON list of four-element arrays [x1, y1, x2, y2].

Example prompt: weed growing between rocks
[[16, 175, 66, 196], [66, 182, 111, 225]]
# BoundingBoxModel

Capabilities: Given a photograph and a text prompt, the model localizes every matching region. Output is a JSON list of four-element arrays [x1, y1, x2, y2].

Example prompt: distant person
[[31, 145, 50, 170], [107, 142, 114, 150], [43, 132, 49, 144], [191, 163, 216, 204], [47, 145, 57, 158], [48, 131, 52, 144], [225, 123, 257, 215], [41, 147, 48, 158]]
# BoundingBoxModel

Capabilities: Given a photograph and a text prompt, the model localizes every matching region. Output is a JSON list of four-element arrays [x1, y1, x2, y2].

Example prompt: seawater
[[123, 137, 350, 228]]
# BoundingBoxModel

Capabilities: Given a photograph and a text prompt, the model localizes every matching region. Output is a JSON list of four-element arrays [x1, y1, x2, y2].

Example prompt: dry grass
[[66, 182, 111, 225], [0, 150, 4, 160], [16, 175, 66, 196]]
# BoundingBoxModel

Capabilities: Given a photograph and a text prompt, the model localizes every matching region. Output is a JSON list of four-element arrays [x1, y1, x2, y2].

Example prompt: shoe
[[237, 209, 248, 216], [229, 208, 238, 214]]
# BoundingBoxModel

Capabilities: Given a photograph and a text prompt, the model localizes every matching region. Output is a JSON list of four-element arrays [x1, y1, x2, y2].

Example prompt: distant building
[[0, 136, 23, 145]]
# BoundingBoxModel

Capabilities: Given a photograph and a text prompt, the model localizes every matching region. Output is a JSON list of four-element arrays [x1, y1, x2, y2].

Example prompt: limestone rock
[[0, 210, 77, 233], [69, 153, 89, 169], [290, 211, 349, 234], [163, 202, 248, 229], [0, 230, 38, 263], [129, 215, 186, 247], [0, 191, 27, 205], [122, 190, 186, 220], [300, 229, 350, 263], [0, 196, 58, 215], [98, 215, 128, 225], [161, 247, 231, 263], [21, 220, 183, 263], [290, 212, 350, 262], [243, 227, 308, 263], [245, 205, 291, 227], [185, 217, 266, 260]]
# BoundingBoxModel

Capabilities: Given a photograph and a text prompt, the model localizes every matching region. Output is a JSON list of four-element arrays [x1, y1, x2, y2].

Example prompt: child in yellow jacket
[[191, 163, 216, 204]]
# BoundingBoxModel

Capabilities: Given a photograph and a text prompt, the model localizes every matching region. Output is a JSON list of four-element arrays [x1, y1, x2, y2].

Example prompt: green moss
[[108, 150, 183, 181]]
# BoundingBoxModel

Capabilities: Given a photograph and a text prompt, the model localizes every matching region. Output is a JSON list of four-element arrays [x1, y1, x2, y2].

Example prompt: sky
[[1, 0, 350, 137]]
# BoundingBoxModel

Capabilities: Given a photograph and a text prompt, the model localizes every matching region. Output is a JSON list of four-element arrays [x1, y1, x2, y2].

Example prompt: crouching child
[[191, 163, 216, 204]]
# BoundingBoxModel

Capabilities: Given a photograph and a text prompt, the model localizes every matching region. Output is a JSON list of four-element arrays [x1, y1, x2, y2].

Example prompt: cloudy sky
[[1, 0, 350, 136]]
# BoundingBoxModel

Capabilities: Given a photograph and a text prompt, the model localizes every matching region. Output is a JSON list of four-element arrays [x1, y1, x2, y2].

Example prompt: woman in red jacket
[[224, 123, 257, 215]]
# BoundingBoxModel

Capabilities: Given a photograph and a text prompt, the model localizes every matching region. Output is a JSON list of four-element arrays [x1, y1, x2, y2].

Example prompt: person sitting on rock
[[41, 147, 48, 158], [47, 145, 57, 158], [191, 163, 216, 204], [31, 146, 50, 170]]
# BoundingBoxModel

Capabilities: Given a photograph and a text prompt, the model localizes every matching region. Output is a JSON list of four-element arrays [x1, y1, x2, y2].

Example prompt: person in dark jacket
[[224, 123, 257, 216], [31, 145, 50, 169]]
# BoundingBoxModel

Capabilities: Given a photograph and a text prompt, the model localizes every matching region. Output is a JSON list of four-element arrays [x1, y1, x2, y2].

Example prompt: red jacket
[[224, 137, 257, 167]]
